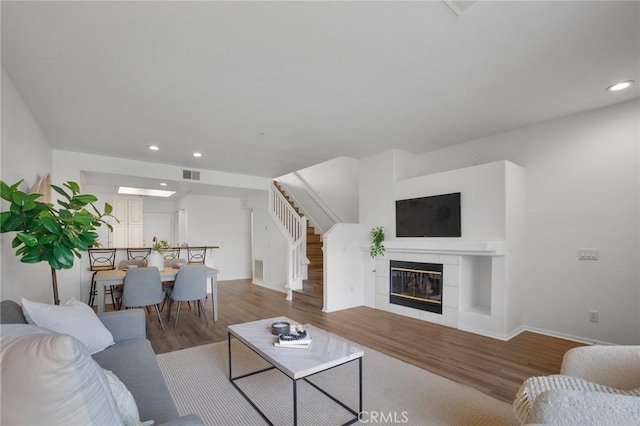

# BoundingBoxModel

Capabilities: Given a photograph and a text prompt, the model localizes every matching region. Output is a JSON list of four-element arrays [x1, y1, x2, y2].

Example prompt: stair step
[[307, 272, 323, 281]]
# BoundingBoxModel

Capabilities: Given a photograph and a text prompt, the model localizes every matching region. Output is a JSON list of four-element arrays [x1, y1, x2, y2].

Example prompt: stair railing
[[269, 183, 307, 299]]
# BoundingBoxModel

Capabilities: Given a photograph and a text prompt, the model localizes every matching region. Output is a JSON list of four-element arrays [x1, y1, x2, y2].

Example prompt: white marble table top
[[228, 317, 364, 380]]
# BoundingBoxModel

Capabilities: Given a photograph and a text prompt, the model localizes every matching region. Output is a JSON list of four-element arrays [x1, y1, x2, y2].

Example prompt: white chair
[[514, 345, 640, 425]]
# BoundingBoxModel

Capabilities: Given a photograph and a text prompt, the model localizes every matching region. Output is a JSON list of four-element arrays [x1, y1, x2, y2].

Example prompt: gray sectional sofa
[[0, 300, 203, 426]]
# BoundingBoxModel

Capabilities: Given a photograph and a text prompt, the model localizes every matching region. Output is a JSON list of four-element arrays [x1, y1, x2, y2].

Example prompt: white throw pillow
[[102, 368, 152, 426], [21, 297, 115, 354], [0, 323, 123, 425]]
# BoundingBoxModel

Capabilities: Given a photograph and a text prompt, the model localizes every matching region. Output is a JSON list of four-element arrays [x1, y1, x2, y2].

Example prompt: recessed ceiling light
[[192, 152, 202, 158], [159, 182, 168, 187], [118, 186, 175, 197], [148, 145, 159, 151], [607, 80, 634, 92]]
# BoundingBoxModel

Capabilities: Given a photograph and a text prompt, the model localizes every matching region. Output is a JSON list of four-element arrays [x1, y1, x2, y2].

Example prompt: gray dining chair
[[163, 258, 188, 268], [165, 265, 208, 329], [122, 266, 165, 331], [118, 259, 147, 270]]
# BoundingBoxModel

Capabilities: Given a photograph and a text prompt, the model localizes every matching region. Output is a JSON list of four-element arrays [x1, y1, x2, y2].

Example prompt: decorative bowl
[[271, 321, 290, 336]]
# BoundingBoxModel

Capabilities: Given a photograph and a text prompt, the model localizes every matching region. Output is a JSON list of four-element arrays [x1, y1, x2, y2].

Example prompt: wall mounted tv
[[395, 192, 461, 237]]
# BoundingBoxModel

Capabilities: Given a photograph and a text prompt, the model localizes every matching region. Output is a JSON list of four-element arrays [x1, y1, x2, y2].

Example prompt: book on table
[[274, 337, 312, 349], [275, 328, 312, 349]]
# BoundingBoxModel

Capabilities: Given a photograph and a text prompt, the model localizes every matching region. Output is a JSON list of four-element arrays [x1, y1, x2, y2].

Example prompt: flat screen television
[[395, 192, 461, 237]]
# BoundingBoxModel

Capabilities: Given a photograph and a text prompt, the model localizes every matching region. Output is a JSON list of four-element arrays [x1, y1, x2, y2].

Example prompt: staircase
[[273, 182, 324, 308]]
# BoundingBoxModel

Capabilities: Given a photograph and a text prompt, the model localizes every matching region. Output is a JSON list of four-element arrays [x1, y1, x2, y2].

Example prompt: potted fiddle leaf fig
[[0, 180, 114, 305], [370, 226, 385, 258]]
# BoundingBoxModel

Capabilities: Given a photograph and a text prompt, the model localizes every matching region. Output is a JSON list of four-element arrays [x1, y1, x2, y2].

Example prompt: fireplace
[[390, 261, 443, 314]]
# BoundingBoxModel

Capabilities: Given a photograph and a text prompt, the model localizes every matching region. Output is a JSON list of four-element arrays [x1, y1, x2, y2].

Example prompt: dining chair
[[187, 247, 207, 264], [165, 265, 208, 329], [160, 258, 187, 308], [109, 259, 147, 310], [127, 248, 152, 261], [164, 258, 188, 269], [87, 248, 117, 307], [162, 248, 180, 259], [121, 267, 165, 331], [118, 259, 147, 270]]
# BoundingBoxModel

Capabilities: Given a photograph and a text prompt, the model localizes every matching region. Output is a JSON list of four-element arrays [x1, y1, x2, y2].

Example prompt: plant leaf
[[16, 232, 37, 247], [72, 194, 98, 205], [2, 214, 25, 232], [53, 245, 74, 267], [64, 181, 80, 194], [21, 251, 42, 263], [38, 217, 62, 235], [50, 184, 71, 200]]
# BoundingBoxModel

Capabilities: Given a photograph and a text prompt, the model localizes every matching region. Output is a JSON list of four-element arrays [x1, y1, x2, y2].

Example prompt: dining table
[[94, 267, 220, 321]]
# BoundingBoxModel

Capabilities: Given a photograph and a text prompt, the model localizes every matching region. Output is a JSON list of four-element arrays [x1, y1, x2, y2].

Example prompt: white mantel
[[362, 240, 506, 256]]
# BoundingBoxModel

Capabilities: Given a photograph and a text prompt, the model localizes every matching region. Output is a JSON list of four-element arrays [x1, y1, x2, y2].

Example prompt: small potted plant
[[370, 226, 385, 258], [152, 238, 171, 253], [147, 237, 171, 269]]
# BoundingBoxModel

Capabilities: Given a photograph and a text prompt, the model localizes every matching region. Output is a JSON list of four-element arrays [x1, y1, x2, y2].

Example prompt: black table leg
[[228, 332, 232, 381], [293, 379, 298, 426]]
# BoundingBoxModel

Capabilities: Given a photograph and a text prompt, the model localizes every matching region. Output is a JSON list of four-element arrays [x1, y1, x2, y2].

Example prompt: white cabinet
[[110, 197, 143, 247]]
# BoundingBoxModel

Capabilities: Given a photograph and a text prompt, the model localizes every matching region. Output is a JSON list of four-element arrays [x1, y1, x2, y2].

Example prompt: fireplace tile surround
[[369, 240, 514, 339], [375, 252, 462, 329]]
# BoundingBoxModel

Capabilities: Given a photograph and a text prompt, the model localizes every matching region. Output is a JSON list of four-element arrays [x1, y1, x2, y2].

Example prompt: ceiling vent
[[183, 170, 201, 181]]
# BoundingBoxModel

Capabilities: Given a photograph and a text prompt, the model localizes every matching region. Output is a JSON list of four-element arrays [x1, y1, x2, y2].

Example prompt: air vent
[[254, 259, 264, 280], [183, 170, 201, 180]]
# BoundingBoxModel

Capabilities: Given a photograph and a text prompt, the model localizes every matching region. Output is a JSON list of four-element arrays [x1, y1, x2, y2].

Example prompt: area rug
[[156, 340, 518, 425]]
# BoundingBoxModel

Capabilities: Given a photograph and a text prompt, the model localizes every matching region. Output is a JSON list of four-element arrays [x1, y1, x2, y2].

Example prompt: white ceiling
[[2, 1, 639, 195]]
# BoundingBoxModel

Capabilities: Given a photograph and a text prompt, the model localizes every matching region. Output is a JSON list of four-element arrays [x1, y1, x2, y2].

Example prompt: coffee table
[[228, 317, 363, 425]]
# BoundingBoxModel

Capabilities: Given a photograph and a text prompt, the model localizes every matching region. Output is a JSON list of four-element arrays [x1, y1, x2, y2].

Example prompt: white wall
[[181, 194, 252, 281], [278, 156, 360, 233], [323, 223, 364, 312], [391, 100, 640, 344], [1, 67, 54, 303], [243, 191, 288, 293], [394, 161, 509, 242]]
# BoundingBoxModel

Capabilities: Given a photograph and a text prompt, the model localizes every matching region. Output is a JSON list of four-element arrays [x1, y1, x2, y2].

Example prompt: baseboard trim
[[252, 280, 287, 294], [457, 325, 512, 341], [522, 326, 615, 346]]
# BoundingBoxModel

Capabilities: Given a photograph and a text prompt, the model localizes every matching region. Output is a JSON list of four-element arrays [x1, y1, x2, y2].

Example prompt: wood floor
[[144, 278, 584, 404]]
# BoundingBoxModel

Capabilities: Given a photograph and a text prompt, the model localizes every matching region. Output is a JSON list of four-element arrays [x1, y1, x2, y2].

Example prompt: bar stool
[[127, 248, 151, 262], [187, 247, 207, 264], [162, 248, 180, 259], [87, 248, 117, 307]]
